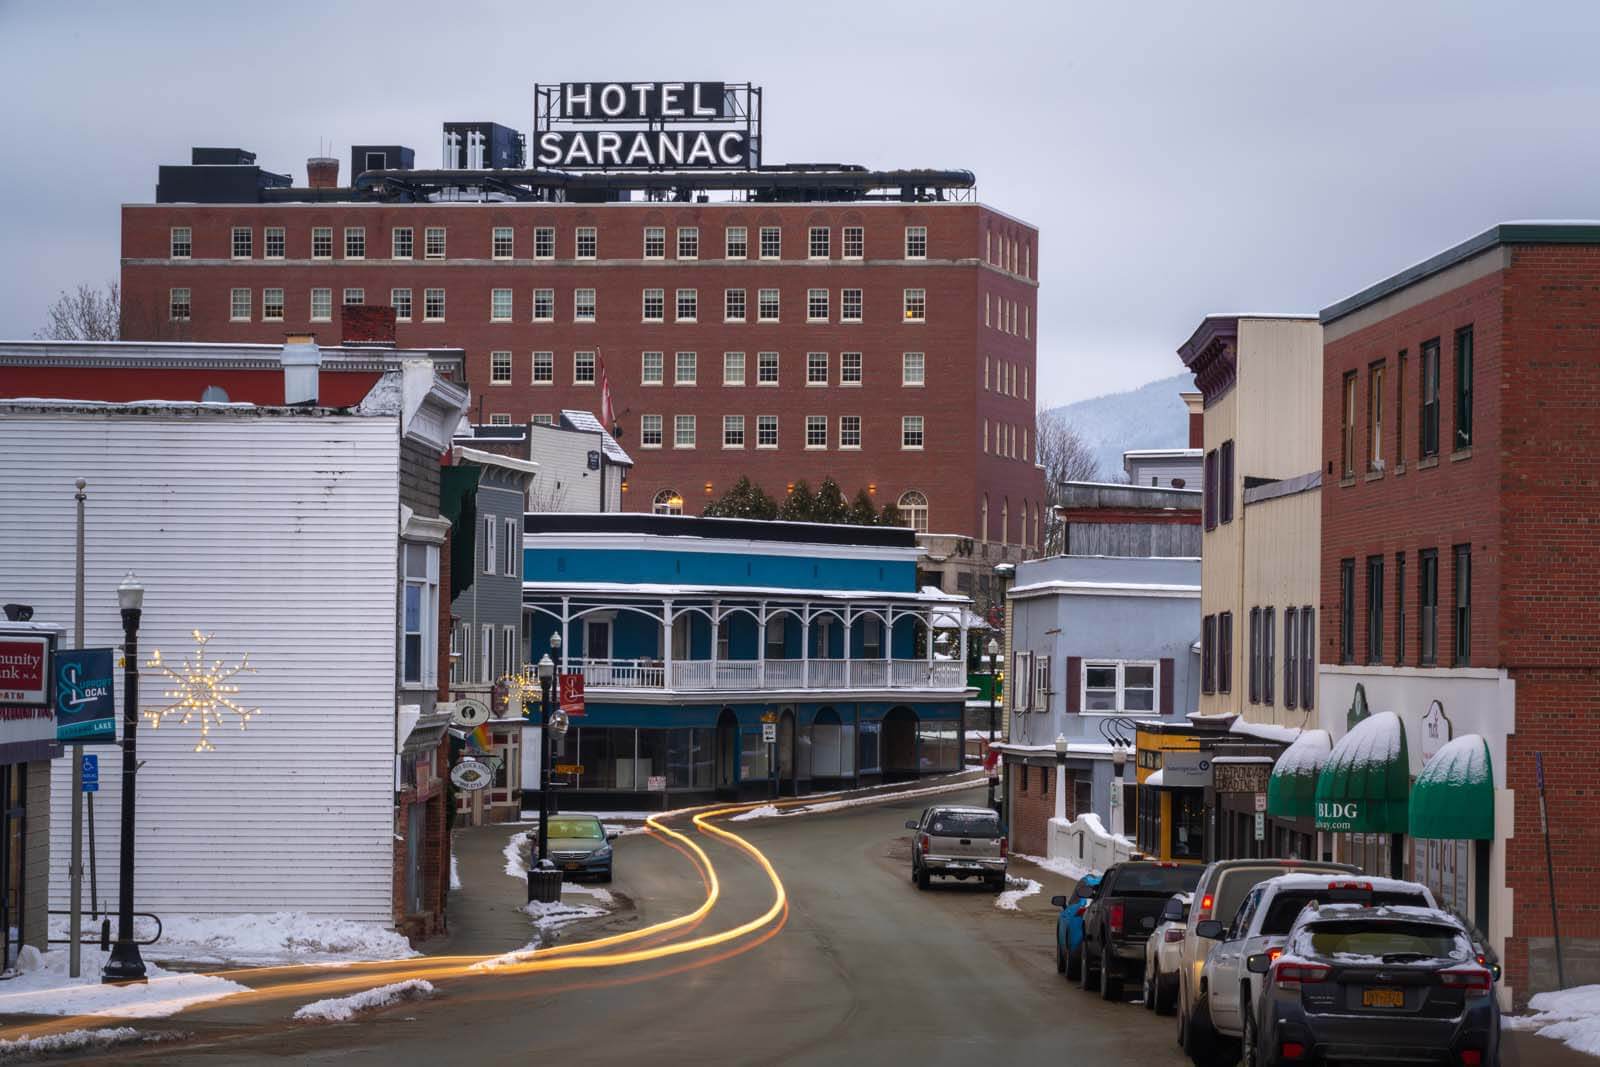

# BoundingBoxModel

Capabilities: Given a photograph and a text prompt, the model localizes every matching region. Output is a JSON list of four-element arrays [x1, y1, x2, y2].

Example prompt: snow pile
[[563, 882, 614, 906], [130, 913, 418, 966], [0, 947, 245, 1018], [1015, 851, 1093, 883], [727, 777, 989, 822], [0, 1027, 153, 1061], [292, 980, 435, 1023], [1506, 983, 1600, 1054], [729, 805, 781, 822], [450, 853, 462, 891], [996, 877, 1042, 911], [1229, 718, 1305, 745], [503, 831, 529, 878], [1075, 811, 1133, 847], [524, 898, 607, 932], [1416, 734, 1492, 788], [1274, 729, 1332, 777]]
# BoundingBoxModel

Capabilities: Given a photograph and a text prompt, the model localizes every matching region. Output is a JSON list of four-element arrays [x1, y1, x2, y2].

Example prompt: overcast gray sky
[[4, 0, 1598, 405]]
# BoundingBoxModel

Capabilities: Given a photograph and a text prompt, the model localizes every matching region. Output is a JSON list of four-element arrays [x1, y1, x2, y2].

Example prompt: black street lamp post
[[103, 573, 146, 985], [985, 636, 1000, 811], [534, 633, 566, 868]]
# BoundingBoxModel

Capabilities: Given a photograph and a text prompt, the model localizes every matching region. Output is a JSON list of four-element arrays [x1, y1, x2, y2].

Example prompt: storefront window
[[858, 722, 881, 773], [740, 726, 770, 783], [575, 727, 633, 791], [634, 729, 669, 791], [666, 728, 714, 790], [917, 721, 959, 772], [1170, 789, 1205, 860]]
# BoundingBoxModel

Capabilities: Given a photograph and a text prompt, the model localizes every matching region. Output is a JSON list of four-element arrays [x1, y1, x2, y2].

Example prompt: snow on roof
[[559, 409, 633, 466], [1057, 479, 1202, 495], [1230, 719, 1307, 745], [1416, 733, 1491, 789], [1007, 579, 1201, 597], [1122, 448, 1203, 458], [1272, 729, 1332, 777], [1202, 311, 1320, 321], [1264, 872, 1431, 895], [521, 580, 964, 604], [1, 398, 255, 410], [455, 446, 539, 475], [1211, 756, 1275, 765], [1328, 711, 1404, 770], [994, 741, 1121, 757]]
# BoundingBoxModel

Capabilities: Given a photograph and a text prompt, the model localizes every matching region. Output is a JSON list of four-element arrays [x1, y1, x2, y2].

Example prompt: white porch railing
[[567, 656, 964, 693], [572, 658, 666, 689]]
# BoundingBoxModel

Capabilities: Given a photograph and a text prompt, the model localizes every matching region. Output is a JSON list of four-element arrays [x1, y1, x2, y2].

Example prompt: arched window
[[898, 490, 929, 534], [981, 494, 990, 543], [653, 488, 683, 516], [1000, 499, 1009, 546]]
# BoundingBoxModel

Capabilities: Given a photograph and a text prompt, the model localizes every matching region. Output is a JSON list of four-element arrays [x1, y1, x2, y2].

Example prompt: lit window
[[344, 227, 365, 259], [757, 415, 778, 448], [576, 226, 596, 258], [310, 288, 332, 322], [809, 227, 830, 259], [392, 227, 413, 259], [898, 490, 928, 533], [423, 288, 445, 321], [841, 352, 862, 385], [807, 352, 828, 385], [492, 226, 514, 259], [644, 226, 665, 258], [905, 226, 928, 259], [534, 289, 555, 322], [532, 351, 554, 384], [169, 287, 192, 321], [490, 351, 513, 384], [723, 415, 745, 448], [758, 351, 779, 385], [653, 487, 682, 514], [675, 351, 697, 386], [676, 288, 698, 322], [491, 289, 513, 321], [230, 288, 251, 321], [758, 288, 780, 322], [231, 226, 252, 259], [574, 351, 597, 385], [841, 289, 862, 323], [170, 227, 192, 258], [534, 227, 555, 259], [903, 352, 925, 386], [904, 289, 926, 322], [640, 415, 663, 447], [677, 226, 699, 259], [391, 288, 412, 322], [759, 226, 781, 259], [902, 415, 925, 449], [725, 226, 748, 259], [840, 415, 862, 448], [263, 288, 284, 321], [642, 351, 664, 385], [264, 226, 285, 259], [574, 288, 596, 322], [312, 227, 332, 259], [724, 288, 746, 322], [807, 289, 829, 322], [642, 288, 664, 322], [723, 351, 745, 386], [425, 227, 446, 259], [674, 415, 696, 448], [843, 226, 863, 258], [806, 415, 828, 449]]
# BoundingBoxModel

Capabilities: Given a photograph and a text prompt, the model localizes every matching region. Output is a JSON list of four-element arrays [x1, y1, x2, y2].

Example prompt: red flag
[[599, 350, 615, 431]]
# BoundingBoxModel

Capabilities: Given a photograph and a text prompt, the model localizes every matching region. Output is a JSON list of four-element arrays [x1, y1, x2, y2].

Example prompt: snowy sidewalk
[[432, 823, 551, 957]]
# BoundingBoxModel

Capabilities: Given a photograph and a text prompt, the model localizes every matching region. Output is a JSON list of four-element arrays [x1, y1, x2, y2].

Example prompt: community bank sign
[[534, 82, 756, 170]]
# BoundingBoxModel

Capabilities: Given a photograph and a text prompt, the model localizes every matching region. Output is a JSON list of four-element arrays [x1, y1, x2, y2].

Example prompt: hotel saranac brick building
[[116, 139, 1045, 550]]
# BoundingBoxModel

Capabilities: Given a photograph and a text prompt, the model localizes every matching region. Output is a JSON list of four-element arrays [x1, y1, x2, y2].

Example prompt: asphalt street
[[18, 786, 1586, 1066]]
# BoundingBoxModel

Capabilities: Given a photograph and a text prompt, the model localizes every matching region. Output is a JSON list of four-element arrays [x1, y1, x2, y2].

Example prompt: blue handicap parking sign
[[81, 754, 98, 792]]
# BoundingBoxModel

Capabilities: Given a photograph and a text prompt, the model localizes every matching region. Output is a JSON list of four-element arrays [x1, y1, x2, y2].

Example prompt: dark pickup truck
[[1080, 861, 1204, 1001]]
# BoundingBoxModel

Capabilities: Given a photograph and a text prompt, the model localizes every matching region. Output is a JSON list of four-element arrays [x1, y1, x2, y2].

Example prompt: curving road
[[14, 785, 1580, 1065]]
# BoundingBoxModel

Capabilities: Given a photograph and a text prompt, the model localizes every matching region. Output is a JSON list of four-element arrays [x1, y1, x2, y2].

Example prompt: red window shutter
[[1066, 656, 1082, 713], [1160, 657, 1175, 714]]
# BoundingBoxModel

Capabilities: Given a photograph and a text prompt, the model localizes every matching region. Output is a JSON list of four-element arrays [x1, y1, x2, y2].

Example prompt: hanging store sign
[[534, 81, 759, 171], [450, 697, 491, 729], [54, 647, 116, 743], [558, 673, 585, 718], [0, 634, 50, 705], [451, 757, 493, 792], [1160, 751, 1214, 788]]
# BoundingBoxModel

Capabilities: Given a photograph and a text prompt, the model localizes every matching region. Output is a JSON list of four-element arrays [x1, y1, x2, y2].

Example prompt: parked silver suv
[[906, 806, 1007, 891]]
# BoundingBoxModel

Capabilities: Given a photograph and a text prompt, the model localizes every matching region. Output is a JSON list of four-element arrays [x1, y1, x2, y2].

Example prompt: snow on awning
[[1144, 769, 1166, 787], [1266, 729, 1330, 820], [1314, 711, 1409, 833], [1409, 734, 1495, 841]]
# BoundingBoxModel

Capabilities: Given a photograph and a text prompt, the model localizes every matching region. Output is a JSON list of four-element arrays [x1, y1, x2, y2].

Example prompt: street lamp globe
[[116, 572, 145, 613], [537, 653, 554, 682], [549, 631, 562, 653], [985, 636, 999, 657], [1054, 734, 1069, 758]]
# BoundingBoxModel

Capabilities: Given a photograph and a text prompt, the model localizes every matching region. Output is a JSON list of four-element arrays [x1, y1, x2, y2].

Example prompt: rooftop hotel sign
[[533, 82, 759, 170]]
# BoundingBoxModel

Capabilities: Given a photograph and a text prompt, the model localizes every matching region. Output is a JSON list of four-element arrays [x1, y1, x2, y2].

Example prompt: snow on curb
[[729, 775, 989, 822], [1014, 851, 1094, 884], [0, 1026, 169, 1062], [1505, 982, 1600, 1054], [142, 913, 417, 966], [450, 852, 461, 891], [524, 898, 607, 931], [996, 877, 1042, 911], [292, 980, 435, 1023], [0, 947, 246, 1019]]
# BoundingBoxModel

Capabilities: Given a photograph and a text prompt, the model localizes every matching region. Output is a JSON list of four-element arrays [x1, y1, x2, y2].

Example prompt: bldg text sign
[[0, 635, 49, 705], [535, 81, 754, 171]]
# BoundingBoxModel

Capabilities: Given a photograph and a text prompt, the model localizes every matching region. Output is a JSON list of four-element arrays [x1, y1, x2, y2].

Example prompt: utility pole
[[69, 480, 85, 977]]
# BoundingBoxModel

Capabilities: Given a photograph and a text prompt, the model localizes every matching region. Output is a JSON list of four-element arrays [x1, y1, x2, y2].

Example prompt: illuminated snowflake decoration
[[144, 630, 260, 752]]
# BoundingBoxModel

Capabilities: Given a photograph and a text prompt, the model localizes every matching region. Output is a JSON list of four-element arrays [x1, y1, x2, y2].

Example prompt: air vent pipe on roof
[[282, 334, 321, 406]]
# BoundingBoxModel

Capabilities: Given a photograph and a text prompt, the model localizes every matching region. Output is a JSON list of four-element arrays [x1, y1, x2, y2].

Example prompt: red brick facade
[[120, 201, 1044, 542], [1320, 236, 1600, 998], [1006, 759, 1077, 858]]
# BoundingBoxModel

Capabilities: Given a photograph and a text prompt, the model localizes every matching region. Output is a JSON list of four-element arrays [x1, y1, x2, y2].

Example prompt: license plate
[[564, 863, 581, 871], [1363, 987, 1405, 1008]]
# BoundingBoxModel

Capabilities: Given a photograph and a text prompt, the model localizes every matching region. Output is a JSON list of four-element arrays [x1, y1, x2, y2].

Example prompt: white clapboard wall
[[0, 409, 400, 921]]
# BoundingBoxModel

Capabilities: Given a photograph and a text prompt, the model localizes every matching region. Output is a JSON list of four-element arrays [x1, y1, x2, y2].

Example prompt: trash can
[[527, 860, 563, 904]]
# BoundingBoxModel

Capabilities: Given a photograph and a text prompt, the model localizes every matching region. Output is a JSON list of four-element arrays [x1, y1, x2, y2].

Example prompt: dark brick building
[[1316, 222, 1600, 1005]]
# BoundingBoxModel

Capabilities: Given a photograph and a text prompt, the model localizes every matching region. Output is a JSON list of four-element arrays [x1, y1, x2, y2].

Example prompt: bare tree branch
[[1035, 407, 1101, 554], [36, 280, 122, 341]]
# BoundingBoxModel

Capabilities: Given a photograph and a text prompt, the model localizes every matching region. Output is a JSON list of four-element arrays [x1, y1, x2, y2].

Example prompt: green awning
[[1315, 710, 1410, 833], [1266, 729, 1331, 819], [1409, 734, 1494, 840], [440, 465, 481, 601]]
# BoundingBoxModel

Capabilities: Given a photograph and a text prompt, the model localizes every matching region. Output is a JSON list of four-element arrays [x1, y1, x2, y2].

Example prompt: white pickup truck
[[906, 805, 1007, 892]]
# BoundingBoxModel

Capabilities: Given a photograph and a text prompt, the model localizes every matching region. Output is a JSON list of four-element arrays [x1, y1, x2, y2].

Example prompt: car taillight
[[1459, 1051, 1482, 1066], [1440, 967, 1492, 999], [1197, 893, 1214, 920], [1280, 1041, 1307, 1061], [1164, 927, 1185, 943], [1109, 903, 1125, 936], [999, 835, 1008, 859], [919, 834, 930, 856], [1267, 947, 1283, 962], [1272, 961, 1331, 989]]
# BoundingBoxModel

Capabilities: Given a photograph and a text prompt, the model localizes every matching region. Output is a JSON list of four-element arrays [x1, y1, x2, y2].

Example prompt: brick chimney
[[342, 305, 398, 346], [307, 156, 339, 189], [282, 334, 322, 406]]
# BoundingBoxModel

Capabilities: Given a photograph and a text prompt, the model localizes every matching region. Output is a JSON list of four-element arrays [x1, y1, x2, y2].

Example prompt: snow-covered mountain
[[1045, 372, 1193, 481]]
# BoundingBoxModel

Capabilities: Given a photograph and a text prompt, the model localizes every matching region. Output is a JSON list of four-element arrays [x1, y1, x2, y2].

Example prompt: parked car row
[[1052, 857, 1503, 1066]]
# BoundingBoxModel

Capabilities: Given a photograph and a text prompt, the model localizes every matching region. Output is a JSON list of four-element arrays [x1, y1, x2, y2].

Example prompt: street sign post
[[1253, 792, 1267, 813], [1254, 812, 1265, 841], [80, 754, 98, 793], [762, 722, 777, 744]]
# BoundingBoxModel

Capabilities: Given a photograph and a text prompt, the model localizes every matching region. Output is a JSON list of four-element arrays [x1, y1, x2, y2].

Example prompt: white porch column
[[802, 604, 811, 688], [958, 612, 969, 672], [711, 600, 722, 690], [885, 606, 895, 685], [843, 606, 854, 687], [663, 599, 675, 690], [758, 602, 768, 689], [560, 596, 570, 671], [1054, 754, 1068, 823], [924, 607, 934, 684]]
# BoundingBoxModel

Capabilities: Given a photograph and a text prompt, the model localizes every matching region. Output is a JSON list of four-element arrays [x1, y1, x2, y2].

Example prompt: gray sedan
[[546, 814, 617, 882]]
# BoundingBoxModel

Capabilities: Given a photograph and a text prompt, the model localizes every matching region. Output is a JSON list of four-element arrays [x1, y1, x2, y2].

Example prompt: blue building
[[521, 514, 976, 806]]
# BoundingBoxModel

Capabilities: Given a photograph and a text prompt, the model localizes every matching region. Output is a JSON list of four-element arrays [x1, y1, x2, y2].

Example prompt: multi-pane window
[[392, 227, 413, 259], [903, 288, 926, 322], [312, 227, 333, 259], [231, 226, 252, 258], [676, 288, 698, 321], [674, 414, 696, 448], [1396, 350, 1408, 466], [574, 288, 596, 322], [1366, 555, 1385, 663], [170, 227, 192, 258], [491, 289, 513, 321], [903, 352, 926, 386], [840, 352, 863, 385], [169, 287, 192, 321], [534, 289, 555, 321], [725, 288, 746, 322], [1420, 548, 1439, 666], [492, 226, 514, 259], [1218, 439, 1235, 523], [759, 226, 780, 258], [1218, 612, 1232, 693], [534, 227, 555, 259], [805, 415, 828, 448], [757, 415, 778, 448], [533, 351, 554, 384], [807, 352, 828, 385], [807, 289, 829, 321], [1453, 544, 1472, 666], [723, 415, 745, 448], [723, 351, 745, 386], [425, 227, 446, 259], [1454, 326, 1474, 450], [1341, 371, 1358, 477], [1420, 338, 1440, 457], [642, 351, 665, 385], [1396, 553, 1408, 666], [675, 351, 697, 385], [1249, 607, 1262, 704], [401, 543, 438, 686], [725, 226, 747, 259], [1263, 606, 1275, 704], [576, 226, 597, 258], [677, 227, 699, 259], [490, 351, 513, 384], [905, 225, 928, 259], [757, 351, 779, 385], [843, 225, 864, 258], [1368, 361, 1386, 471], [342, 288, 365, 306], [344, 227, 365, 259], [424, 288, 445, 320], [1202, 615, 1216, 694], [1339, 557, 1356, 664], [642, 226, 665, 258], [1083, 662, 1157, 713], [840, 415, 862, 448], [263, 288, 284, 321], [643, 288, 664, 321], [841, 288, 862, 322], [1284, 608, 1299, 709], [264, 226, 285, 259], [230, 288, 251, 321], [574, 351, 597, 385], [758, 288, 780, 321], [1204, 449, 1218, 529], [532, 414, 554, 426], [640, 414, 663, 447], [310, 288, 332, 321], [901, 415, 924, 449], [1299, 609, 1314, 709], [808, 226, 830, 258]]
